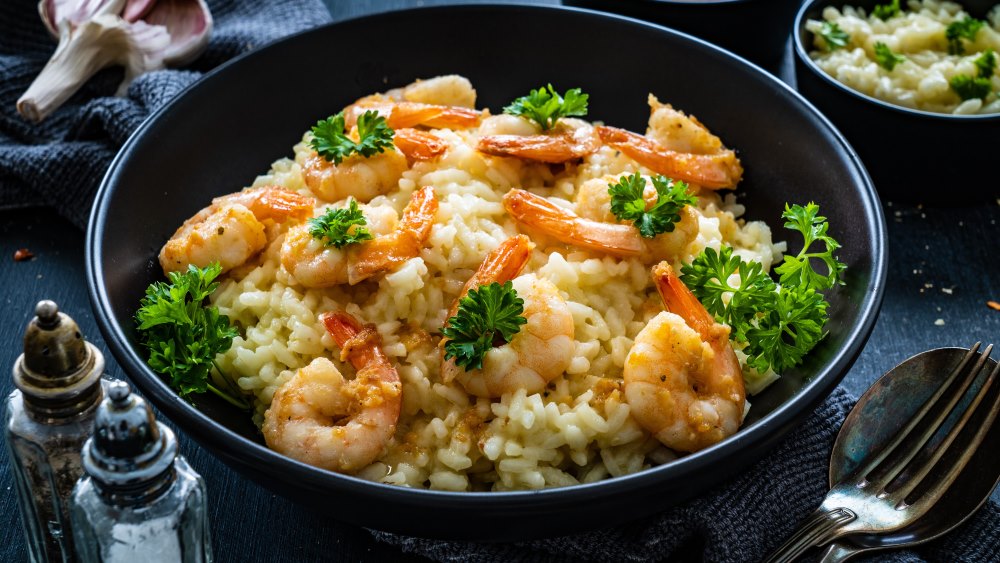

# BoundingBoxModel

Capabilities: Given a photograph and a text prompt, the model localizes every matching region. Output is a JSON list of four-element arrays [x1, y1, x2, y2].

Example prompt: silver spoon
[[818, 347, 1000, 562]]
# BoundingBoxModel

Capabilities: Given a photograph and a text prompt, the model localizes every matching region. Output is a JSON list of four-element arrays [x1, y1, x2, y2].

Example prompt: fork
[[764, 343, 1000, 563]]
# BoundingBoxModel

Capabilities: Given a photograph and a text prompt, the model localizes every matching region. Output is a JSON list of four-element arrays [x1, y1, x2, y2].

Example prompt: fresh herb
[[135, 263, 247, 409], [949, 74, 992, 100], [442, 281, 527, 370], [744, 285, 829, 374], [946, 17, 984, 55], [817, 21, 850, 51], [608, 172, 698, 238], [503, 84, 589, 131], [874, 42, 906, 71], [308, 199, 373, 248], [680, 203, 844, 374], [309, 110, 395, 165], [774, 203, 847, 291], [974, 49, 997, 77], [872, 0, 901, 20]]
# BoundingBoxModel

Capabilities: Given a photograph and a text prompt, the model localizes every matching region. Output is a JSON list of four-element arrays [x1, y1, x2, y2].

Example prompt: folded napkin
[[0, 0, 332, 229], [373, 386, 1000, 563]]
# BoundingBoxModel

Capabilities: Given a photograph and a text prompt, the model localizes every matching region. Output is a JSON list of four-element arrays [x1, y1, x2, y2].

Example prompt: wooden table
[[2, 1, 998, 560]]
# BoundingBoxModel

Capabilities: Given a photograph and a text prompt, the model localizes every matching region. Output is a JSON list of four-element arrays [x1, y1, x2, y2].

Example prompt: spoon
[[818, 347, 1000, 562]]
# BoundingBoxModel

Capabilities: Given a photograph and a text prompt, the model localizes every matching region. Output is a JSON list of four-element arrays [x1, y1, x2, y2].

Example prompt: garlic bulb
[[17, 0, 212, 123]]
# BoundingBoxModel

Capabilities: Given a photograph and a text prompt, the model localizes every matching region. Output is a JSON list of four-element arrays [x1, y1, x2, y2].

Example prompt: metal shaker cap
[[82, 381, 177, 489], [13, 300, 104, 412]]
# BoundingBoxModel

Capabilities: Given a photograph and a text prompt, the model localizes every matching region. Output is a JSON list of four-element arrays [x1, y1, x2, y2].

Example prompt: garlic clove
[[142, 0, 212, 66], [17, 14, 169, 122], [39, 0, 127, 38], [122, 0, 157, 23]]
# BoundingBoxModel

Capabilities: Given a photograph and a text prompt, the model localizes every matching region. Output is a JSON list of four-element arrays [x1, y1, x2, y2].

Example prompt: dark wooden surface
[[2, 1, 999, 561]]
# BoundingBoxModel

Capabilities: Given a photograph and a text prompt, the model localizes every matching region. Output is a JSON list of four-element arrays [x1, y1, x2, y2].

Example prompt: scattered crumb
[[936, 307, 942, 312], [36, 274, 42, 280], [958, 221, 964, 227], [941, 287, 953, 295], [920, 213, 926, 219], [13, 248, 34, 262], [988, 301, 1000, 311], [924, 245, 930, 250], [887, 201, 894, 207], [934, 319, 946, 326], [924, 283, 934, 289], [894, 210, 902, 217]]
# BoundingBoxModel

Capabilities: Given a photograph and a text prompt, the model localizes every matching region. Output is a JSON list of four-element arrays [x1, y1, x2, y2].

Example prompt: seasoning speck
[[988, 301, 1000, 312], [13, 248, 34, 261], [934, 319, 945, 326], [942, 287, 953, 295]]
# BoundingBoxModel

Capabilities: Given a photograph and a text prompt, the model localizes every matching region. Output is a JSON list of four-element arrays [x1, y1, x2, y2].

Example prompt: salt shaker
[[3, 300, 109, 562], [69, 381, 212, 563]]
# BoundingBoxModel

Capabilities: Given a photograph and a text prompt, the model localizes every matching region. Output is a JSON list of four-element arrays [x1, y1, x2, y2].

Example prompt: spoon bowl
[[824, 347, 1000, 560]]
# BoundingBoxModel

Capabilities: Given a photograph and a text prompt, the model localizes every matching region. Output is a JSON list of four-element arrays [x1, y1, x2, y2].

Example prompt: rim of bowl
[[86, 2, 887, 509], [794, 0, 1000, 121]]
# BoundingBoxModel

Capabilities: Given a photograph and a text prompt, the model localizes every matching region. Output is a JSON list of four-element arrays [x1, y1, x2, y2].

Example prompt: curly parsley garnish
[[946, 17, 984, 55], [817, 21, 850, 51], [503, 84, 589, 131], [608, 172, 697, 239], [950, 50, 996, 101], [874, 42, 906, 71], [442, 281, 527, 370], [680, 202, 845, 374], [309, 110, 395, 165], [135, 263, 248, 409], [308, 199, 373, 248], [872, 0, 901, 21]]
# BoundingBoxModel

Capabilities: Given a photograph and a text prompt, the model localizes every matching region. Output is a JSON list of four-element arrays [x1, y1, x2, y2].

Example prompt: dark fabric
[[0, 0, 331, 229], [373, 387, 1000, 562]]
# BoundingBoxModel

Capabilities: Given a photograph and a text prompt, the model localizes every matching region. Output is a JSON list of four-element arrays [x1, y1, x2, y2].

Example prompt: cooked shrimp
[[623, 262, 745, 453], [393, 128, 448, 162], [597, 126, 743, 190], [477, 116, 600, 164], [262, 311, 402, 474], [280, 186, 439, 286], [441, 236, 575, 398], [383, 74, 478, 108], [502, 187, 698, 262], [300, 142, 408, 203], [159, 186, 313, 275], [345, 97, 482, 131], [645, 95, 725, 155]]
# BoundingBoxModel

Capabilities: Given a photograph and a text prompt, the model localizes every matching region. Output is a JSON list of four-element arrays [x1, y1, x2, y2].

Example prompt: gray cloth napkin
[[373, 386, 1000, 562], [0, 0, 332, 229]]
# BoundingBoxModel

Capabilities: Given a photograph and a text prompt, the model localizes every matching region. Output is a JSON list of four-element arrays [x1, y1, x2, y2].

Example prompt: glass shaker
[[3, 300, 109, 562], [69, 381, 212, 563]]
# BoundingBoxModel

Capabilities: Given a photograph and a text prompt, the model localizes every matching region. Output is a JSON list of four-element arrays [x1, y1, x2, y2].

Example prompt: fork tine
[[865, 344, 993, 490], [899, 358, 1000, 508], [892, 354, 1000, 501], [849, 343, 982, 487]]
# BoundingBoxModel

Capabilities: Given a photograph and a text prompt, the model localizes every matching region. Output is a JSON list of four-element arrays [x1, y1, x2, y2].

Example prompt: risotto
[[807, 0, 1000, 114], [155, 76, 789, 491]]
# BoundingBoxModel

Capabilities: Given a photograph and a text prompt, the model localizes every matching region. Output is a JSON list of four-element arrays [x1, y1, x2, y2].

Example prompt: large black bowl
[[794, 0, 1000, 203], [87, 4, 885, 540]]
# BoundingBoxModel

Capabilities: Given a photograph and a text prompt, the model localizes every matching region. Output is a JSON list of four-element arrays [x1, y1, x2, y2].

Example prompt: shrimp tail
[[234, 186, 315, 223], [447, 234, 534, 321], [348, 186, 438, 284], [597, 125, 742, 190], [321, 311, 383, 371], [347, 100, 482, 130], [394, 128, 448, 162], [503, 189, 644, 257]]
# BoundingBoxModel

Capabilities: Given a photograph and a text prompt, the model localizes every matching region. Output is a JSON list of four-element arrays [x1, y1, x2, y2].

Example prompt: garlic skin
[[17, 0, 212, 123]]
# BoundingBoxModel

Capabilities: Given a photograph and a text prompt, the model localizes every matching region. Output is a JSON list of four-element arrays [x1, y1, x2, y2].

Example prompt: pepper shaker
[[69, 381, 212, 563], [3, 300, 109, 563]]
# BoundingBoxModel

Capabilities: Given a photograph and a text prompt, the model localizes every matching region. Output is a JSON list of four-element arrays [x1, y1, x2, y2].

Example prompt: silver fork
[[764, 343, 1000, 563]]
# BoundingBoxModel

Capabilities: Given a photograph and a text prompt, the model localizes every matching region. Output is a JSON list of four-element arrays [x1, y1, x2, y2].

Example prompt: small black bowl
[[563, 0, 804, 67], [87, 3, 886, 541], [794, 0, 1000, 203]]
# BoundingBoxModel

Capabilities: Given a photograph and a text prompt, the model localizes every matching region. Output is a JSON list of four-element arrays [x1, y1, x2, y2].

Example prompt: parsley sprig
[[680, 202, 845, 374], [817, 21, 850, 51], [503, 85, 589, 131], [310, 110, 395, 165], [608, 172, 697, 238], [946, 17, 984, 55], [135, 263, 248, 409], [872, 0, 901, 21], [442, 281, 527, 370], [874, 42, 906, 71], [308, 199, 373, 248]]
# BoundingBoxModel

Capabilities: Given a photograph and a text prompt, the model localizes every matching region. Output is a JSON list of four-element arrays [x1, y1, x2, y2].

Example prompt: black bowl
[[562, 0, 804, 67], [87, 4, 885, 540], [794, 0, 1000, 203]]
